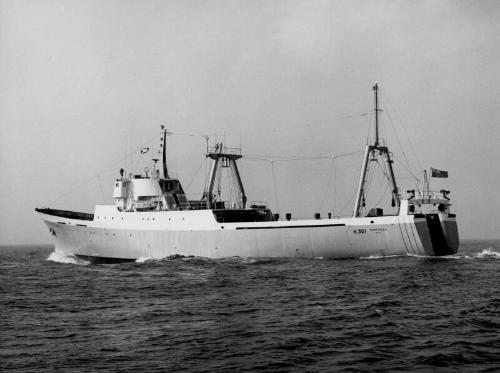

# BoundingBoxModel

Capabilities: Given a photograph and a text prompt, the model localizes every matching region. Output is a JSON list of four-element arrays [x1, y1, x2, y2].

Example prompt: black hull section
[[36, 208, 94, 221], [426, 214, 459, 256], [75, 255, 135, 264]]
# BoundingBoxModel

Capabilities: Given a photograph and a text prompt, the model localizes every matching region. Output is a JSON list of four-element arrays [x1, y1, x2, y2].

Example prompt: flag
[[431, 167, 448, 178], [138, 147, 149, 154]]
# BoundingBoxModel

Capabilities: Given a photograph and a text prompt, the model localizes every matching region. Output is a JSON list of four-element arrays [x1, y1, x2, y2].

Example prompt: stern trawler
[[36, 83, 459, 263]]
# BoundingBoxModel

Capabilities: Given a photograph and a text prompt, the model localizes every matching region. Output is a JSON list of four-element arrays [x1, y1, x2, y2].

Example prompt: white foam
[[475, 248, 500, 259], [407, 253, 461, 259], [234, 257, 259, 264], [46, 249, 89, 265], [360, 254, 404, 260], [136, 256, 153, 263], [406, 248, 500, 260]]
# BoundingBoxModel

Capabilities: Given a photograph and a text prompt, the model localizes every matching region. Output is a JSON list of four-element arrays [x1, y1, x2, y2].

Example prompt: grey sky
[[1, 0, 499, 244]]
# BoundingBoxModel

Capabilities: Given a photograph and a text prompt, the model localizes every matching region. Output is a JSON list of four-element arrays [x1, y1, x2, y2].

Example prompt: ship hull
[[37, 207, 459, 262]]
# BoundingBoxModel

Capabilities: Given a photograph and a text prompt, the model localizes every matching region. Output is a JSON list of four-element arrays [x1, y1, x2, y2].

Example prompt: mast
[[353, 145, 371, 217], [374, 82, 380, 147], [161, 126, 169, 179], [230, 158, 247, 208], [203, 143, 247, 209], [206, 157, 220, 206], [353, 82, 400, 217]]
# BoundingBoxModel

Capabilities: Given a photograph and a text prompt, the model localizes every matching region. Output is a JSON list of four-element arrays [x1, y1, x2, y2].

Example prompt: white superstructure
[[36, 84, 459, 262]]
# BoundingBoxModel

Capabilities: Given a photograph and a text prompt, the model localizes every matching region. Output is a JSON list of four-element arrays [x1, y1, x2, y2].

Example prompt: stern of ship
[[401, 195, 459, 256]]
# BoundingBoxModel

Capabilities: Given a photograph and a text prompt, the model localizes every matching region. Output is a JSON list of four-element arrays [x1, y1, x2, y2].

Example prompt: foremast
[[353, 82, 399, 217]]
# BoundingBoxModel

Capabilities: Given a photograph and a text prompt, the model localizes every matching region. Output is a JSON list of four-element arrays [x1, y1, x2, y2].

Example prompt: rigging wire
[[184, 159, 208, 194], [244, 149, 362, 163], [363, 154, 394, 212], [163, 113, 368, 139], [364, 157, 376, 200], [47, 131, 161, 206], [362, 151, 397, 214], [354, 86, 424, 214], [381, 105, 416, 177], [378, 155, 392, 185], [336, 188, 358, 217], [317, 156, 336, 212], [242, 150, 362, 215], [228, 113, 369, 136], [47, 111, 374, 213], [333, 158, 337, 215], [366, 102, 374, 143], [380, 90, 424, 172], [373, 182, 390, 208], [393, 157, 421, 182], [270, 161, 280, 212]]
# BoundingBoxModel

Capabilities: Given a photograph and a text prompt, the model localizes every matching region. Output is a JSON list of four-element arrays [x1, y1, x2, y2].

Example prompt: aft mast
[[353, 83, 399, 217]]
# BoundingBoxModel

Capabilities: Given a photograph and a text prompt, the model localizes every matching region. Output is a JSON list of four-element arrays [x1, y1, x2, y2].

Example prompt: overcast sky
[[1, 0, 500, 244]]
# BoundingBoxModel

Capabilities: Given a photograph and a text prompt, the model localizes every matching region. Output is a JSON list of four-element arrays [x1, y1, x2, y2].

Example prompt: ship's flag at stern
[[431, 167, 448, 178]]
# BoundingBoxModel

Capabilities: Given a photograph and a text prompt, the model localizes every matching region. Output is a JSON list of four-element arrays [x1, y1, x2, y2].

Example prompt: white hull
[[36, 84, 461, 262], [37, 206, 459, 262]]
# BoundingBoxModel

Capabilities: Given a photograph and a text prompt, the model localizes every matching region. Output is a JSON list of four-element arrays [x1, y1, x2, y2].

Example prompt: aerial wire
[[270, 160, 280, 213], [318, 156, 336, 212], [185, 159, 208, 195], [164, 112, 368, 139], [47, 131, 161, 206], [336, 188, 358, 217], [380, 90, 423, 172], [333, 158, 337, 215]]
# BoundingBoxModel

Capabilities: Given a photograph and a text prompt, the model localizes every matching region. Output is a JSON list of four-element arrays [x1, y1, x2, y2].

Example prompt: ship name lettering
[[369, 228, 387, 232]]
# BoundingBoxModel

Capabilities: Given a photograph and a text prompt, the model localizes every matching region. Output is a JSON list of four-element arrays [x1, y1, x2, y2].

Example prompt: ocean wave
[[223, 257, 281, 265], [135, 256, 153, 263], [450, 248, 500, 260], [407, 248, 500, 260], [46, 249, 89, 265], [475, 248, 500, 259], [406, 253, 460, 259], [4, 240, 500, 372], [360, 254, 405, 260]]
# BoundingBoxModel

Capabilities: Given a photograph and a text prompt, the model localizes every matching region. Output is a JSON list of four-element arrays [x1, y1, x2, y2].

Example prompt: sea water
[[1, 240, 499, 372]]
